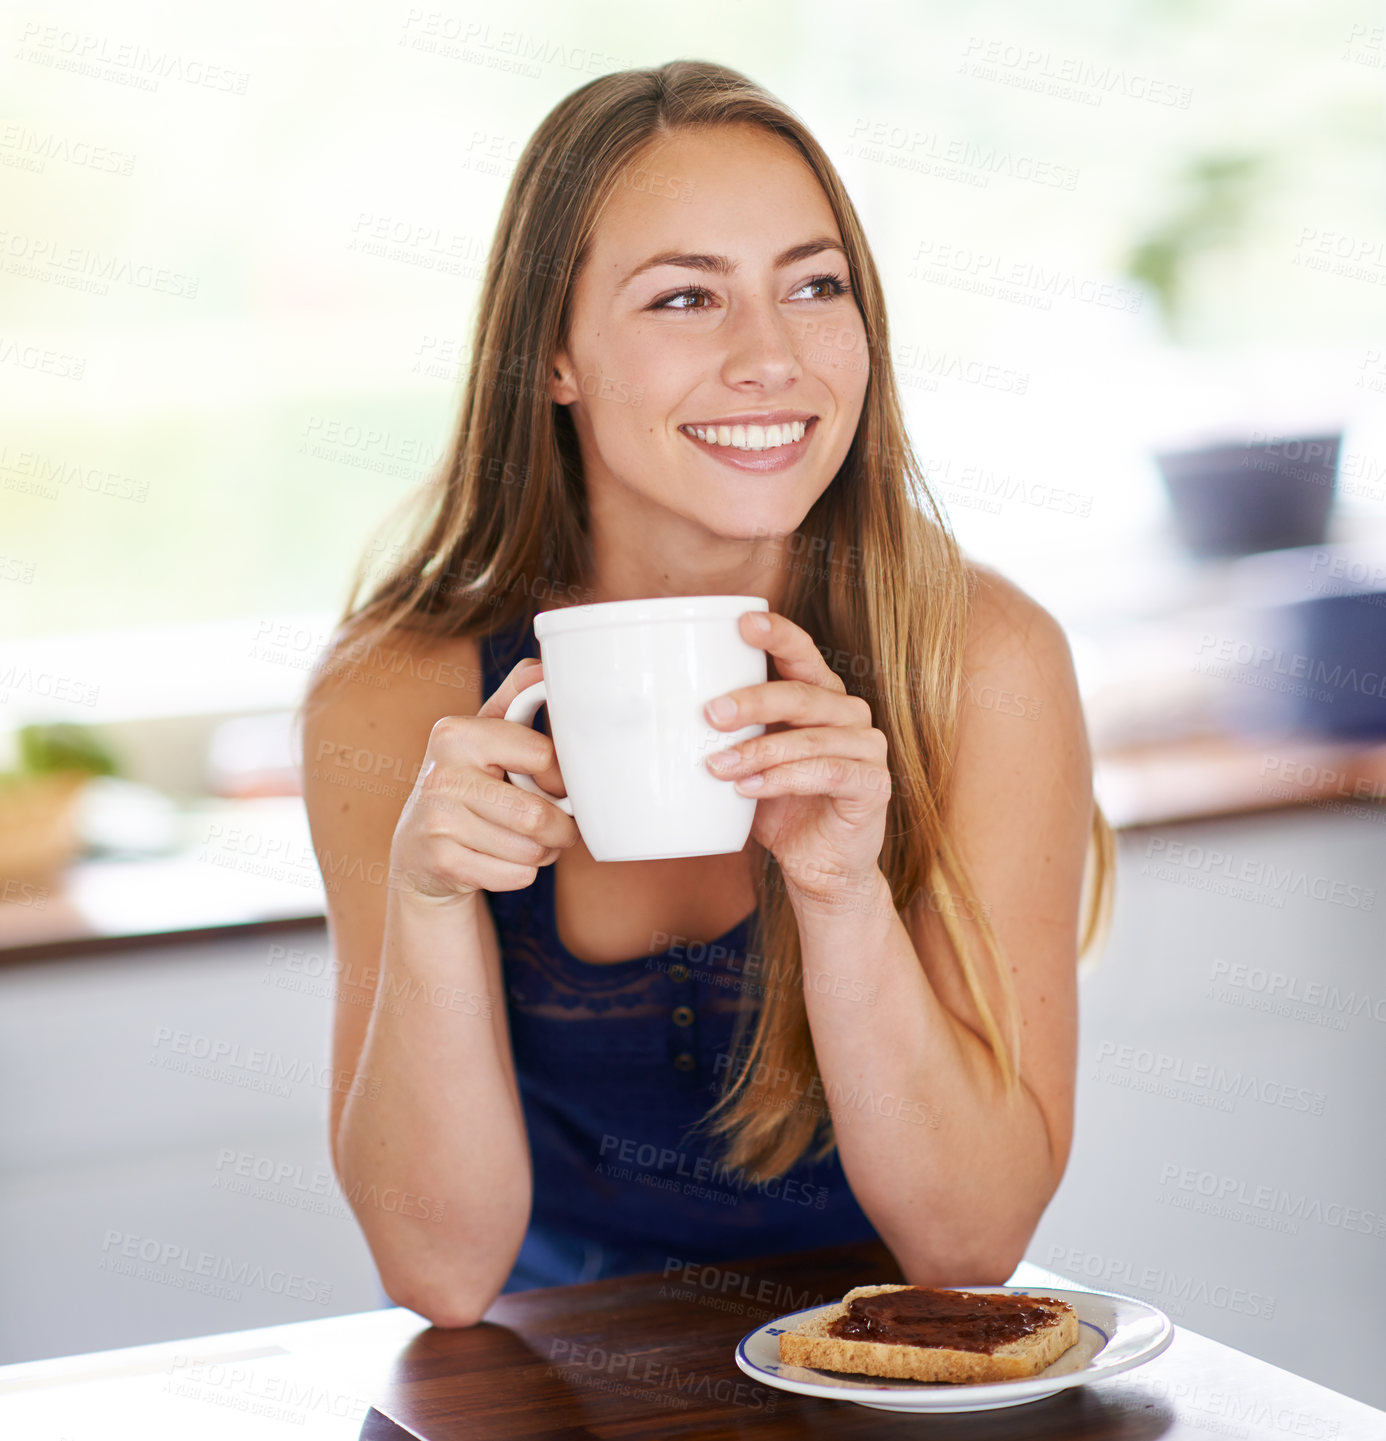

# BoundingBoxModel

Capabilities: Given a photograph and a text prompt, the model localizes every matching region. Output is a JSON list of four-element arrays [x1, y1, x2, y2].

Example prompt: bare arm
[[300, 635, 574, 1324], [333, 884, 530, 1325], [795, 572, 1088, 1281]]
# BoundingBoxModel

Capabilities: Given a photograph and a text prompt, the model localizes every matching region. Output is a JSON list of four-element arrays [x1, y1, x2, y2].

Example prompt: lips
[[678, 416, 819, 473]]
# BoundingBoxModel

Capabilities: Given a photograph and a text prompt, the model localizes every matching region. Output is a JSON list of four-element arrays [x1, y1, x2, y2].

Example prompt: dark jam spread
[[825, 1288, 1070, 1354]]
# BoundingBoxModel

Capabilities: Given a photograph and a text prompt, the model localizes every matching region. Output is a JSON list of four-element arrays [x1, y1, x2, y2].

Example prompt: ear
[[548, 350, 580, 407]]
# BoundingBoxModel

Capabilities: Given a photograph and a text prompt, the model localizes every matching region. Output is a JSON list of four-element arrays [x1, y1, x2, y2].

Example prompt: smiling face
[[548, 122, 870, 605]]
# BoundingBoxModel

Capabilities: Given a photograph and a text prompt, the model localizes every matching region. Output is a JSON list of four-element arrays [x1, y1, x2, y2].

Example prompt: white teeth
[[683, 419, 809, 451]]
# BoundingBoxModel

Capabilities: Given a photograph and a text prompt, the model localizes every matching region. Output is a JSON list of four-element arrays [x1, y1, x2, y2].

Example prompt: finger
[[706, 678, 875, 733], [428, 712, 569, 810], [731, 754, 893, 806], [705, 725, 886, 781], [420, 765, 576, 849], [473, 660, 568, 799], [393, 832, 558, 900], [414, 793, 566, 867], [735, 610, 848, 691], [453, 808, 568, 867], [475, 657, 545, 721]]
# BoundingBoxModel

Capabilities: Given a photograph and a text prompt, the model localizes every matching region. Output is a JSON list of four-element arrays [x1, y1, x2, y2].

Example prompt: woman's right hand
[[390, 658, 580, 901]]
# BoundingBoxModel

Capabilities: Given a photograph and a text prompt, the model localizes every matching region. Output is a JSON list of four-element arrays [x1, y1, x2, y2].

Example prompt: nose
[[718, 291, 803, 393]]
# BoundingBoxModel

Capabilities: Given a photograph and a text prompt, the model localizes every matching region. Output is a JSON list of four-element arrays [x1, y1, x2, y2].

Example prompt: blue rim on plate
[[734, 1285, 1175, 1414]]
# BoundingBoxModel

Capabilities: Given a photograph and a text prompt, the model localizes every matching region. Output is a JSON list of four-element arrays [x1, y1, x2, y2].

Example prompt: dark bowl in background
[[1212, 543, 1386, 741], [1156, 433, 1340, 559]]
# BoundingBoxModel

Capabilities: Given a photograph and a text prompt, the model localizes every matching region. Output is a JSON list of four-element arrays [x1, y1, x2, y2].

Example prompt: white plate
[[735, 1285, 1174, 1413]]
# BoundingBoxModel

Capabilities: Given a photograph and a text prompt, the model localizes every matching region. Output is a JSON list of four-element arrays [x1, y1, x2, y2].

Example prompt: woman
[[299, 59, 1114, 1327]]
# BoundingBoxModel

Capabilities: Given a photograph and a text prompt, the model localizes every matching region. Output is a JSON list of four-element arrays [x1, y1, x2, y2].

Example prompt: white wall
[[0, 924, 383, 1361]]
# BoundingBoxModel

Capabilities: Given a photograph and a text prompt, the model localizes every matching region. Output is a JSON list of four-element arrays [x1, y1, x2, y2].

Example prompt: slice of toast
[[777, 1283, 1079, 1384]]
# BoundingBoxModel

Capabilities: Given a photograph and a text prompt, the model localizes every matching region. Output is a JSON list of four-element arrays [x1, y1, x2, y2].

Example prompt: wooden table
[[1, 1240, 1381, 1439]]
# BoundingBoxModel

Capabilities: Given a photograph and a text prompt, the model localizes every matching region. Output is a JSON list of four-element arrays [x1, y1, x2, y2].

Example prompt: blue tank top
[[479, 613, 882, 1294]]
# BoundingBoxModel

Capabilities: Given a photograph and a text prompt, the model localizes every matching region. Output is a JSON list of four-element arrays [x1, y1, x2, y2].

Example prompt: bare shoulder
[[298, 623, 487, 886], [302, 625, 485, 763], [951, 558, 1093, 841], [959, 560, 1077, 713], [947, 559, 1092, 864], [305, 624, 485, 723]]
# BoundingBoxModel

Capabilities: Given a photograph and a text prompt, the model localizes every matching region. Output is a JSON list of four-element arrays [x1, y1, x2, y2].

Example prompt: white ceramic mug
[[502, 595, 769, 862]]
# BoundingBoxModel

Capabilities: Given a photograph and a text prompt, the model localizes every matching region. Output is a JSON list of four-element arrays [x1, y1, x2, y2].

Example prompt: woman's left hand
[[703, 610, 891, 909]]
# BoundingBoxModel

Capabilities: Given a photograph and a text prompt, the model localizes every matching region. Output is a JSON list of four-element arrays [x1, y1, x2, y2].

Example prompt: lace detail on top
[[494, 860, 759, 1020]]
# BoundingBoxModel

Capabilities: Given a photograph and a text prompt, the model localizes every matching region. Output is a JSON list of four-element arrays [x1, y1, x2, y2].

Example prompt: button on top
[[668, 963, 689, 983], [673, 1052, 696, 1072], [671, 1005, 695, 1027]]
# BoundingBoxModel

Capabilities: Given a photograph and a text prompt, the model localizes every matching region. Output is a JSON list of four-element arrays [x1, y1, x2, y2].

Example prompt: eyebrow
[[614, 235, 847, 292]]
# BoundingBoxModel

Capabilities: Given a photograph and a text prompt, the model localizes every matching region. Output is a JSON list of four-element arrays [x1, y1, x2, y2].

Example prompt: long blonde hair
[[301, 59, 1116, 1177]]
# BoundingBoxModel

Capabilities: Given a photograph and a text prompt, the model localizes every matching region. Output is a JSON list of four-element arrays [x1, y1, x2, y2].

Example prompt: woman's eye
[[655, 286, 714, 311], [792, 273, 851, 301], [650, 273, 851, 312]]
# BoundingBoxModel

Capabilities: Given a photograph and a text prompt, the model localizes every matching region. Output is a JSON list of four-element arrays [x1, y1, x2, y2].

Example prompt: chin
[[698, 506, 813, 541]]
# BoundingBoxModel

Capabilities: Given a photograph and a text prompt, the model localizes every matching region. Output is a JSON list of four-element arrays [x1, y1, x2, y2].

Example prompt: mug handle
[[502, 680, 576, 816]]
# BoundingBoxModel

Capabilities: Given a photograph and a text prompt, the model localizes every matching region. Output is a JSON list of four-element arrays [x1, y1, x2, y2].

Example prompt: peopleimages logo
[[1157, 1162, 1385, 1239], [958, 36, 1193, 109], [1196, 629, 1386, 702], [909, 238, 1143, 312], [1046, 1246, 1273, 1320], [15, 22, 251, 93], [100, 1230, 332, 1304], [845, 116, 1080, 191], [596, 1134, 828, 1209], [1143, 837, 1375, 912], [149, 1027, 379, 1100], [1209, 958, 1386, 1028], [660, 1257, 834, 1315], [1093, 1040, 1327, 1116]]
